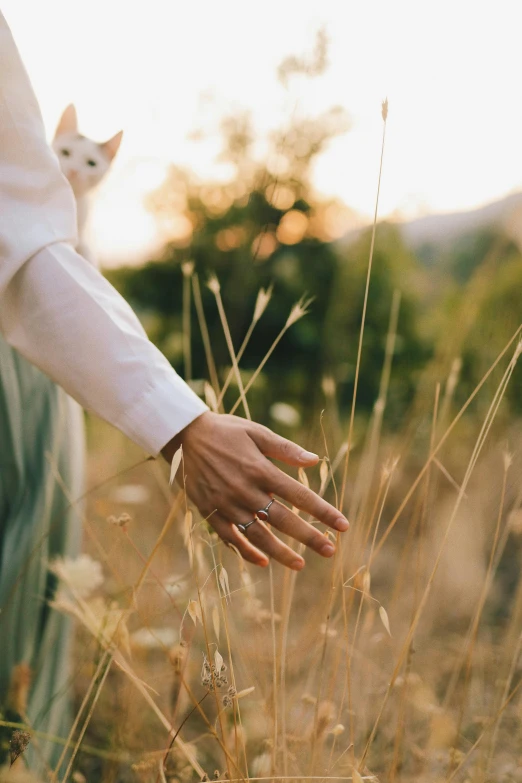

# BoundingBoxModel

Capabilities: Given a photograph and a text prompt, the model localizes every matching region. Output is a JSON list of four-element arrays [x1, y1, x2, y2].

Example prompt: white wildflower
[[50, 554, 103, 598], [51, 594, 130, 655], [270, 402, 301, 427], [165, 578, 187, 596], [130, 627, 177, 650], [107, 512, 131, 530], [319, 622, 337, 639], [109, 484, 150, 505], [250, 752, 272, 778]]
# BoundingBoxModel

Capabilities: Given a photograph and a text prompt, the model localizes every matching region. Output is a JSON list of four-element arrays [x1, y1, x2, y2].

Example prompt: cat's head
[[52, 104, 123, 197]]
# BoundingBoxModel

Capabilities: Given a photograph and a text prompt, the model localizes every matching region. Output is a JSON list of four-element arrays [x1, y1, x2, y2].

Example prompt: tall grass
[[3, 104, 522, 783]]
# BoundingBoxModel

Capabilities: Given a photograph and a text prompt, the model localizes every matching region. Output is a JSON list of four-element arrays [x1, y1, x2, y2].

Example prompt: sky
[[3, 0, 522, 265]]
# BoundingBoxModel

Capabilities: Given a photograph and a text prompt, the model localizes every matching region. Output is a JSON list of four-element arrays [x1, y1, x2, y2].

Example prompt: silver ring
[[256, 498, 274, 522], [237, 518, 257, 534]]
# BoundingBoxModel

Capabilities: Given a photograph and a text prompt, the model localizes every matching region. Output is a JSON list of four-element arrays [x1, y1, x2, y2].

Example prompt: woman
[[0, 9, 349, 771]]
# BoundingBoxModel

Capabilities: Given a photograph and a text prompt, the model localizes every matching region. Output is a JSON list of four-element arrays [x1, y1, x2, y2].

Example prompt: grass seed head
[[206, 275, 220, 295], [181, 261, 195, 277], [107, 512, 131, 530], [253, 285, 273, 322], [314, 699, 336, 738], [503, 449, 513, 471], [285, 296, 313, 328], [330, 723, 345, 737], [446, 356, 462, 398], [204, 382, 219, 412], [9, 730, 31, 767]]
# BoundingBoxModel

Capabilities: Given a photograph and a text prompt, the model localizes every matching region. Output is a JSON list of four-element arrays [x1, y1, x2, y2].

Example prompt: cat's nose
[[68, 169, 78, 180]]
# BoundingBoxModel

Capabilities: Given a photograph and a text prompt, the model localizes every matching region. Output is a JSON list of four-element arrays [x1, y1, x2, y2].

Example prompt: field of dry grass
[[4, 105, 522, 783], [8, 306, 517, 783]]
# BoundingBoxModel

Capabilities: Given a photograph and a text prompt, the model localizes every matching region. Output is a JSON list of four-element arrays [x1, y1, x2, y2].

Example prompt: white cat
[[52, 104, 122, 267]]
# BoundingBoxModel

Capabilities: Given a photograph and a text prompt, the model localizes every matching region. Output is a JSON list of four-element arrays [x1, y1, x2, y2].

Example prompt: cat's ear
[[54, 104, 78, 138], [100, 130, 123, 161]]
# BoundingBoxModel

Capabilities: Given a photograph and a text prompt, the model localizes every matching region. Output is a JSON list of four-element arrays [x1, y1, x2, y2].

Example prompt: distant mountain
[[339, 191, 522, 255], [399, 191, 522, 251]]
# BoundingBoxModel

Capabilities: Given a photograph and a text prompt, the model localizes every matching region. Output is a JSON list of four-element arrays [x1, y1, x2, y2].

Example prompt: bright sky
[[3, 0, 522, 265]]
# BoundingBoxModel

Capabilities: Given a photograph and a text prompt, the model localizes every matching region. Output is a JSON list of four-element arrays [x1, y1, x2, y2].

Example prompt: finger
[[265, 467, 349, 531], [270, 501, 336, 558], [242, 518, 305, 571], [247, 422, 319, 467], [211, 515, 269, 567]]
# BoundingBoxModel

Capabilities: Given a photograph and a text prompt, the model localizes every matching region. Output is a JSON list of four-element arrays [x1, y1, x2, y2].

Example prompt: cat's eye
[[87, 159, 97, 167], [60, 149, 70, 157]]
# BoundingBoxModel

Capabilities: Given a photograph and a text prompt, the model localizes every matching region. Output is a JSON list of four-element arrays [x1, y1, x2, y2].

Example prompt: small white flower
[[109, 484, 150, 505], [270, 402, 301, 427], [130, 627, 177, 650], [107, 512, 131, 530], [50, 554, 103, 598], [250, 752, 272, 778], [165, 582, 183, 596]]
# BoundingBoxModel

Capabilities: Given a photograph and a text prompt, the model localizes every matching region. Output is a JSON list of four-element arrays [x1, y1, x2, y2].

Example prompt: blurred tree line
[[107, 32, 522, 434], [422, 226, 522, 417], [108, 121, 428, 430]]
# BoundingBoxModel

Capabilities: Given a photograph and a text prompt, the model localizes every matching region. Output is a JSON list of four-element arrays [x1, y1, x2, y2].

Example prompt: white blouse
[[0, 11, 207, 455]]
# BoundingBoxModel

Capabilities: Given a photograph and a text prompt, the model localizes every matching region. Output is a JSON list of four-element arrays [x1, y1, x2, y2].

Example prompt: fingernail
[[336, 516, 350, 532], [258, 558, 269, 567], [292, 558, 305, 570], [300, 450, 318, 463], [320, 541, 336, 557]]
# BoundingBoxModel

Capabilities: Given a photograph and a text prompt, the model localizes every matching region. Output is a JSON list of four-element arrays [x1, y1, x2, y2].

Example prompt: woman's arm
[[0, 10, 349, 568], [0, 10, 207, 455]]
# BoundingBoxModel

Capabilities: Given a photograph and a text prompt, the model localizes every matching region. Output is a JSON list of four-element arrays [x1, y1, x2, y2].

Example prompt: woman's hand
[[162, 412, 349, 570]]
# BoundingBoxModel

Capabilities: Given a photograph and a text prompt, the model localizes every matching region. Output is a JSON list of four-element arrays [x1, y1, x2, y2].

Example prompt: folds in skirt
[[0, 336, 84, 773]]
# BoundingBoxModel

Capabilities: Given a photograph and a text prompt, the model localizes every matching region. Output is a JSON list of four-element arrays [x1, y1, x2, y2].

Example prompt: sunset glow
[[4, 0, 522, 265]]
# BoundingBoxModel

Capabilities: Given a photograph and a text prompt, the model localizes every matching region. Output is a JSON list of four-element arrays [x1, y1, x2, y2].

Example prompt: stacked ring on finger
[[236, 499, 275, 535], [237, 518, 257, 534], [255, 498, 274, 522]]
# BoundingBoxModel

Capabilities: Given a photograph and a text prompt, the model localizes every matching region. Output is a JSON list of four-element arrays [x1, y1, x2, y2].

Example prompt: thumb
[[248, 423, 319, 467]]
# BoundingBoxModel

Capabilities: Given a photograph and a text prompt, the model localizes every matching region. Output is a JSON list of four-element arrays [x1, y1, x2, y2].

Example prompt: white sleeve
[[0, 10, 207, 455]]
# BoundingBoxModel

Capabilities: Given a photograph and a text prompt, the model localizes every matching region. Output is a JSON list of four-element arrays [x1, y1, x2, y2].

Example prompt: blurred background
[[5, 0, 522, 432]]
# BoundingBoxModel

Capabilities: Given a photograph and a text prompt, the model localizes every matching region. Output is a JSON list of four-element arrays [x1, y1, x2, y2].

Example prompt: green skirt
[[0, 336, 84, 773]]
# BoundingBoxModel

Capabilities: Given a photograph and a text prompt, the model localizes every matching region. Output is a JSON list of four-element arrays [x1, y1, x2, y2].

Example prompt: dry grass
[[4, 287, 522, 783], [4, 107, 522, 783]]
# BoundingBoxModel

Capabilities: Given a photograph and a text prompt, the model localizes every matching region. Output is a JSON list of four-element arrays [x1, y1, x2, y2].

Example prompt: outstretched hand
[[162, 412, 349, 570]]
